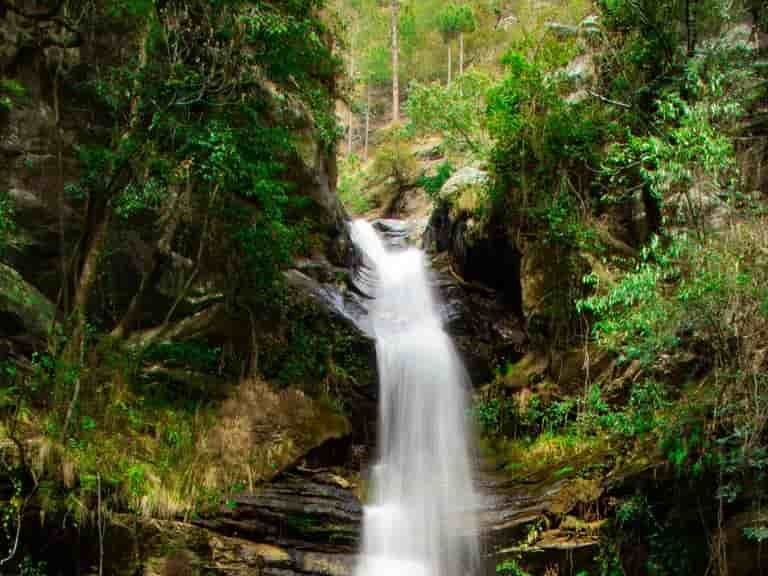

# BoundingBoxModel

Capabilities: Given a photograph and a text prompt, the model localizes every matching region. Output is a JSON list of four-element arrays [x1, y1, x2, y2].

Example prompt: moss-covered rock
[[0, 261, 54, 341]]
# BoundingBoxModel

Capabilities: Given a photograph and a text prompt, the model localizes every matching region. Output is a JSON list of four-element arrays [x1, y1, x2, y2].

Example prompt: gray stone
[[438, 167, 489, 204], [579, 14, 601, 36], [545, 22, 580, 38]]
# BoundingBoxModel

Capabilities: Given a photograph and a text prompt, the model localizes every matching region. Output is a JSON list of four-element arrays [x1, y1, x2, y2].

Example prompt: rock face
[[431, 253, 526, 384], [16, 468, 361, 576], [199, 469, 362, 554], [667, 185, 732, 229], [424, 168, 521, 309], [280, 257, 379, 444], [420, 168, 526, 382]]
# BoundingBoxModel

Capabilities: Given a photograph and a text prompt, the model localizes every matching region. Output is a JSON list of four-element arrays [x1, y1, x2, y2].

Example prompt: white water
[[351, 220, 479, 576]]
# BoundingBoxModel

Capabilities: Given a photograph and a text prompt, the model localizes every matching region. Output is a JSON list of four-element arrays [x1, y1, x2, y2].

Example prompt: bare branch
[[587, 90, 631, 109]]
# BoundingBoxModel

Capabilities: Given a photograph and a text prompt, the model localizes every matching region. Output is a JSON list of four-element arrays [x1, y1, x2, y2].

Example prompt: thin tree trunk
[[68, 204, 111, 356], [447, 43, 452, 85], [391, 0, 400, 124], [347, 53, 354, 157], [72, 19, 151, 348], [128, 21, 150, 131], [686, 0, 697, 56], [347, 107, 354, 157], [459, 32, 464, 76], [97, 473, 105, 576], [364, 84, 371, 161], [111, 181, 188, 339], [54, 52, 68, 318]]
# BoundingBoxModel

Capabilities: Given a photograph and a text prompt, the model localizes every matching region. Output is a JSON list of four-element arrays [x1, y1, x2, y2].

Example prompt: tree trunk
[[66, 202, 111, 361], [364, 84, 371, 161], [459, 32, 464, 76], [347, 107, 354, 157], [391, 0, 400, 124], [66, 21, 151, 357], [447, 43, 452, 85], [686, 0, 697, 56], [347, 53, 354, 157], [54, 53, 68, 317], [111, 181, 188, 339]]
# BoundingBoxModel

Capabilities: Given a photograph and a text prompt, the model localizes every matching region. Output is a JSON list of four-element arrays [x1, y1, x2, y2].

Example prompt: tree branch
[[587, 90, 631, 109]]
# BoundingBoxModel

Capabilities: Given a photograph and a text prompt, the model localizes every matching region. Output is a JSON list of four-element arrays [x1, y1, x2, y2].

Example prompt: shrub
[[417, 161, 454, 202], [407, 70, 492, 153], [370, 128, 418, 189], [0, 190, 15, 253], [338, 155, 372, 214]]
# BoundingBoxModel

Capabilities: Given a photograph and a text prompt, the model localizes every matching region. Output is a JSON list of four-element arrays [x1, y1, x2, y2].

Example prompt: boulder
[[0, 261, 55, 352], [438, 166, 489, 212], [545, 22, 580, 38], [667, 185, 732, 230]]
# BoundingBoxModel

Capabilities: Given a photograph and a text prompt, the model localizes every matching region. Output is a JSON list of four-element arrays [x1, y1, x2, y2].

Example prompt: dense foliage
[[0, 0, 345, 564]]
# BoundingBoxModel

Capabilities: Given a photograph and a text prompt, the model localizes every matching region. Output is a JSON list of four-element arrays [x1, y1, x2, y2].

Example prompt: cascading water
[[351, 219, 479, 576]]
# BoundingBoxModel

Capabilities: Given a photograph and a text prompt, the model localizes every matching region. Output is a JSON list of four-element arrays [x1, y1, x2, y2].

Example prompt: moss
[[0, 262, 55, 336], [480, 432, 609, 479], [499, 354, 548, 390], [260, 286, 375, 414]]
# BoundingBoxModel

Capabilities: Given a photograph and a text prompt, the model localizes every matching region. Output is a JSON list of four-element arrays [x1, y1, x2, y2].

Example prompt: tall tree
[[391, 0, 400, 123], [347, 49, 355, 157], [438, 3, 474, 85], [458, 5, 476, 76], [438, 4, 461, 85]]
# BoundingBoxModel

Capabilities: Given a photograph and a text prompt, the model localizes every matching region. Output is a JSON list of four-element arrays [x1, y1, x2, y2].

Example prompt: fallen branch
[[587, 90, 631, 109]]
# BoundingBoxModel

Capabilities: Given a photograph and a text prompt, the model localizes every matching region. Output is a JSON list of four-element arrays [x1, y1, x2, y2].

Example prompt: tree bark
[[685, 0, 697, 56], [66, 202, 111, 359], [459, 32, 464, 76], [347, 52, 354, 157], [391, 0, 400, 124], [447, 43, 452, 85]]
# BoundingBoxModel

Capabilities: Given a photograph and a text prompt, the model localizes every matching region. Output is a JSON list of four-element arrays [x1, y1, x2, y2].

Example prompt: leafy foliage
[[407, 70, 491, 153], [417, 161, 454, 201], [0, 190, 15, 253], [437, 3, 476, 41], [0, 77, 25, 111], [370, 128, 418, 188], [338, 155, 372, 214], [495, 559, 531, 576]]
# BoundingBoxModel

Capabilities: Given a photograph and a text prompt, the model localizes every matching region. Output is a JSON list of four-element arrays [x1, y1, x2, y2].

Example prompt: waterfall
[[351, 220, 479, 576]]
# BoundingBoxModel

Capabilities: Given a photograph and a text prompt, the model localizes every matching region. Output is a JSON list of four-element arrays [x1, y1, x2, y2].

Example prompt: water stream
[[351, 220, 479, 576]]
